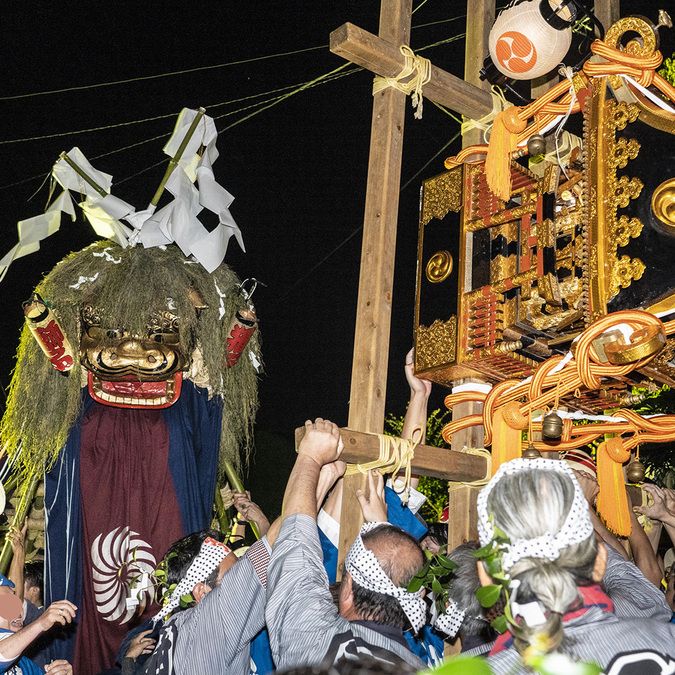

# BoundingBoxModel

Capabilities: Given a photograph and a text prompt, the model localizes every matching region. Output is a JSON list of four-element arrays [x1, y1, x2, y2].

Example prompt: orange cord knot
[[501, 400, 528, 430], [500, 107, 527, 134]]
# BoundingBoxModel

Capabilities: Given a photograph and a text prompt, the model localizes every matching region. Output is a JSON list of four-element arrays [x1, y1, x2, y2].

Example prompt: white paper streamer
[[0, 108, 245, 284]]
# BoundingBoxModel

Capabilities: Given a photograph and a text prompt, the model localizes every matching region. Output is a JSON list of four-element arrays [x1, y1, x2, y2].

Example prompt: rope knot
[[372, 45, 431, 119]]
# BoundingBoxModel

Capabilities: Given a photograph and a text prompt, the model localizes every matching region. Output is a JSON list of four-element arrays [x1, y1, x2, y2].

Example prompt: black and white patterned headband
[[345, 522, 427, 632], [477, 458, 593, 572], [153, 537, 231, 622]]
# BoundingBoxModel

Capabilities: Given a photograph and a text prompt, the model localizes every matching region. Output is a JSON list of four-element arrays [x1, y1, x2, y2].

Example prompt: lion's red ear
[[225, 308, 258, 368], [23, 293, 75, 374]]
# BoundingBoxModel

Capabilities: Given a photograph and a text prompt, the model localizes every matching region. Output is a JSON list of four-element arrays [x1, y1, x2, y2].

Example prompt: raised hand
[[404, 348, 431, 397], [6, 523, 27, 555], [126, 628, 157, 659], [573, 470, 599, 507], [38, 600, 77, 632], [356, 470, 387, 523], [298, 418, 344, 467], [634, 484, 675, 526], [233, 492, 271, 536]]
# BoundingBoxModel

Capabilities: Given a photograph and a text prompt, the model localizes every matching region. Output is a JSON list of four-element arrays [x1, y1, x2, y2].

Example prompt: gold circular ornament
[[652, 178, 675, 231], [604, 17, 657, 89], [604, 17, 657, 57], [426, 251, 454, 283], [604, 325, 666, 364]]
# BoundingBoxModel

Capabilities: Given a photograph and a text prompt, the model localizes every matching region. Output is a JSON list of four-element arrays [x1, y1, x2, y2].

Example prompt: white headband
[[345, 522, 427, 632], [433, 598, 466, 637], [153, 537, 231, 622], [477, 458, 593, 572]]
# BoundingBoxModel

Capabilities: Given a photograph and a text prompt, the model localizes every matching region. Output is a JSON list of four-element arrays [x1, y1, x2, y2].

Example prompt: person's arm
[[626, 491, 662, 587], [634, 484, 675, 548], [233, 492, 271, 537], [266, 419, 349, 669], [602, 542, 672, 622], [402, 348, 431, 448], [265, 513, 350, 670], [589, 509, 629, 560], [0, 600, 76, 662], [356, 470, 388, 523], [6, 525, 27, 601], [283, 419, 343, 520]]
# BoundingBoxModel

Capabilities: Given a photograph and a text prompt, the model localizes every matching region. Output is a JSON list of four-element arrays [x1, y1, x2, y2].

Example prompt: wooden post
[[338, 0, 413, 575], [295, 427, 489, 482], [593, 0, 620, 32], [462, 0, 496, 147], [446, 0, 496, 556]]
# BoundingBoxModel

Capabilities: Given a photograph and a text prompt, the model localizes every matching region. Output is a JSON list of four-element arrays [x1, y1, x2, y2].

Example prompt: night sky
[[0, 1, 670, 515]]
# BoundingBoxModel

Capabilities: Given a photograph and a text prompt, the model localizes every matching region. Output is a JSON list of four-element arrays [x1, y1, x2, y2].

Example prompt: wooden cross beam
[[334, 0, 495, 577], [330, 22, 493, 120], [294, 426, 488, 483]]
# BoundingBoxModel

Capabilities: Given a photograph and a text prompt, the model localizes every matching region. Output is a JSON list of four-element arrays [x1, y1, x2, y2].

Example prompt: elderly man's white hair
[[476, 458, 598, 655]]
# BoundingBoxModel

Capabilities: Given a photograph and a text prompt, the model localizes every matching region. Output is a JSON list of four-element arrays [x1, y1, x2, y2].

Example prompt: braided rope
[[442, 310, 675, 452], [372, 45, 431, 119], [344, 426, 423, 503]]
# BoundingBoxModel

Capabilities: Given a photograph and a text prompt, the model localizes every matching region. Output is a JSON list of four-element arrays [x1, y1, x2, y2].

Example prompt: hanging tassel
[[596, 437, 632, 537], [491, 401, 528, 475], [485, 107, 527, 202]]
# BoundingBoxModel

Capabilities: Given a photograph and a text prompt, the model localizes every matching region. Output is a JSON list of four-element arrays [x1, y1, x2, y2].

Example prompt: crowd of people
[[2, 357, 675, 674]]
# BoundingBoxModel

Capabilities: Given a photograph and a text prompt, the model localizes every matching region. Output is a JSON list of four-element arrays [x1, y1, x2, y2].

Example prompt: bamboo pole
[[213, 485, 230, 535], [222, 460, 260, 540], [58, 153, 107, 198], [0, 473, 40, 575], [150, 107, 206, 207]]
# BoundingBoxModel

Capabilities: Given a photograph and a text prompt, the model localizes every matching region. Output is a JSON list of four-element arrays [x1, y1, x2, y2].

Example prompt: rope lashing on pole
[[372, 45, 432, 119]]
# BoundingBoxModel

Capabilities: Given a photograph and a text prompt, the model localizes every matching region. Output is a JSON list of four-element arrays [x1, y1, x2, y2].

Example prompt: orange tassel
[[491, 401, 528, 475], [596, 437, 632, 537], [485, 107, 527, 202]]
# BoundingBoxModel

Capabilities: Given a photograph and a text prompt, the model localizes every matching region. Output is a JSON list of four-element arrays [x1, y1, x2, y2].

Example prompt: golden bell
[[527, 134, 546, 156], [522, 444, 541, 459], [626, 459, 645, 484], [541, 410, 563, 440]]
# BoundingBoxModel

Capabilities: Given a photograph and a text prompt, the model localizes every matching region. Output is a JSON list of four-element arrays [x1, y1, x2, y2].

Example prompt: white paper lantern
[[488, 0, 573, 80]]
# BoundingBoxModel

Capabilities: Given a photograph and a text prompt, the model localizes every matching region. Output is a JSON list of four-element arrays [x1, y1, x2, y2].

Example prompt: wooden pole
[[330, 23, 492, 120], [461, 0, 496, 148], [0, 474, 40, 575], [445, 0, 496, 566], [150, 107, 206, 207], [58, 153, 107, 198], [222, 459, 260, 540], [338, 0, 413, 576], [593, 0, 620, 32], [295, 427, 488, 482]]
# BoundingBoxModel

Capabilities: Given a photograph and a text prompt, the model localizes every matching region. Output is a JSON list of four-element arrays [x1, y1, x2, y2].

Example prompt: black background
[[0, 1, 669, 516]]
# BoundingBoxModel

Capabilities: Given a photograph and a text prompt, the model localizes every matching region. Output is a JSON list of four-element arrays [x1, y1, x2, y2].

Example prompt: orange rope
[[444, 35, 674, 196], [441, 310, 674, 452]]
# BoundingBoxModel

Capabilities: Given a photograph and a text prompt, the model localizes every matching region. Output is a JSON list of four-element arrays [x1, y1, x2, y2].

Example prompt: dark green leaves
[[476, 584, 502, 608]]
